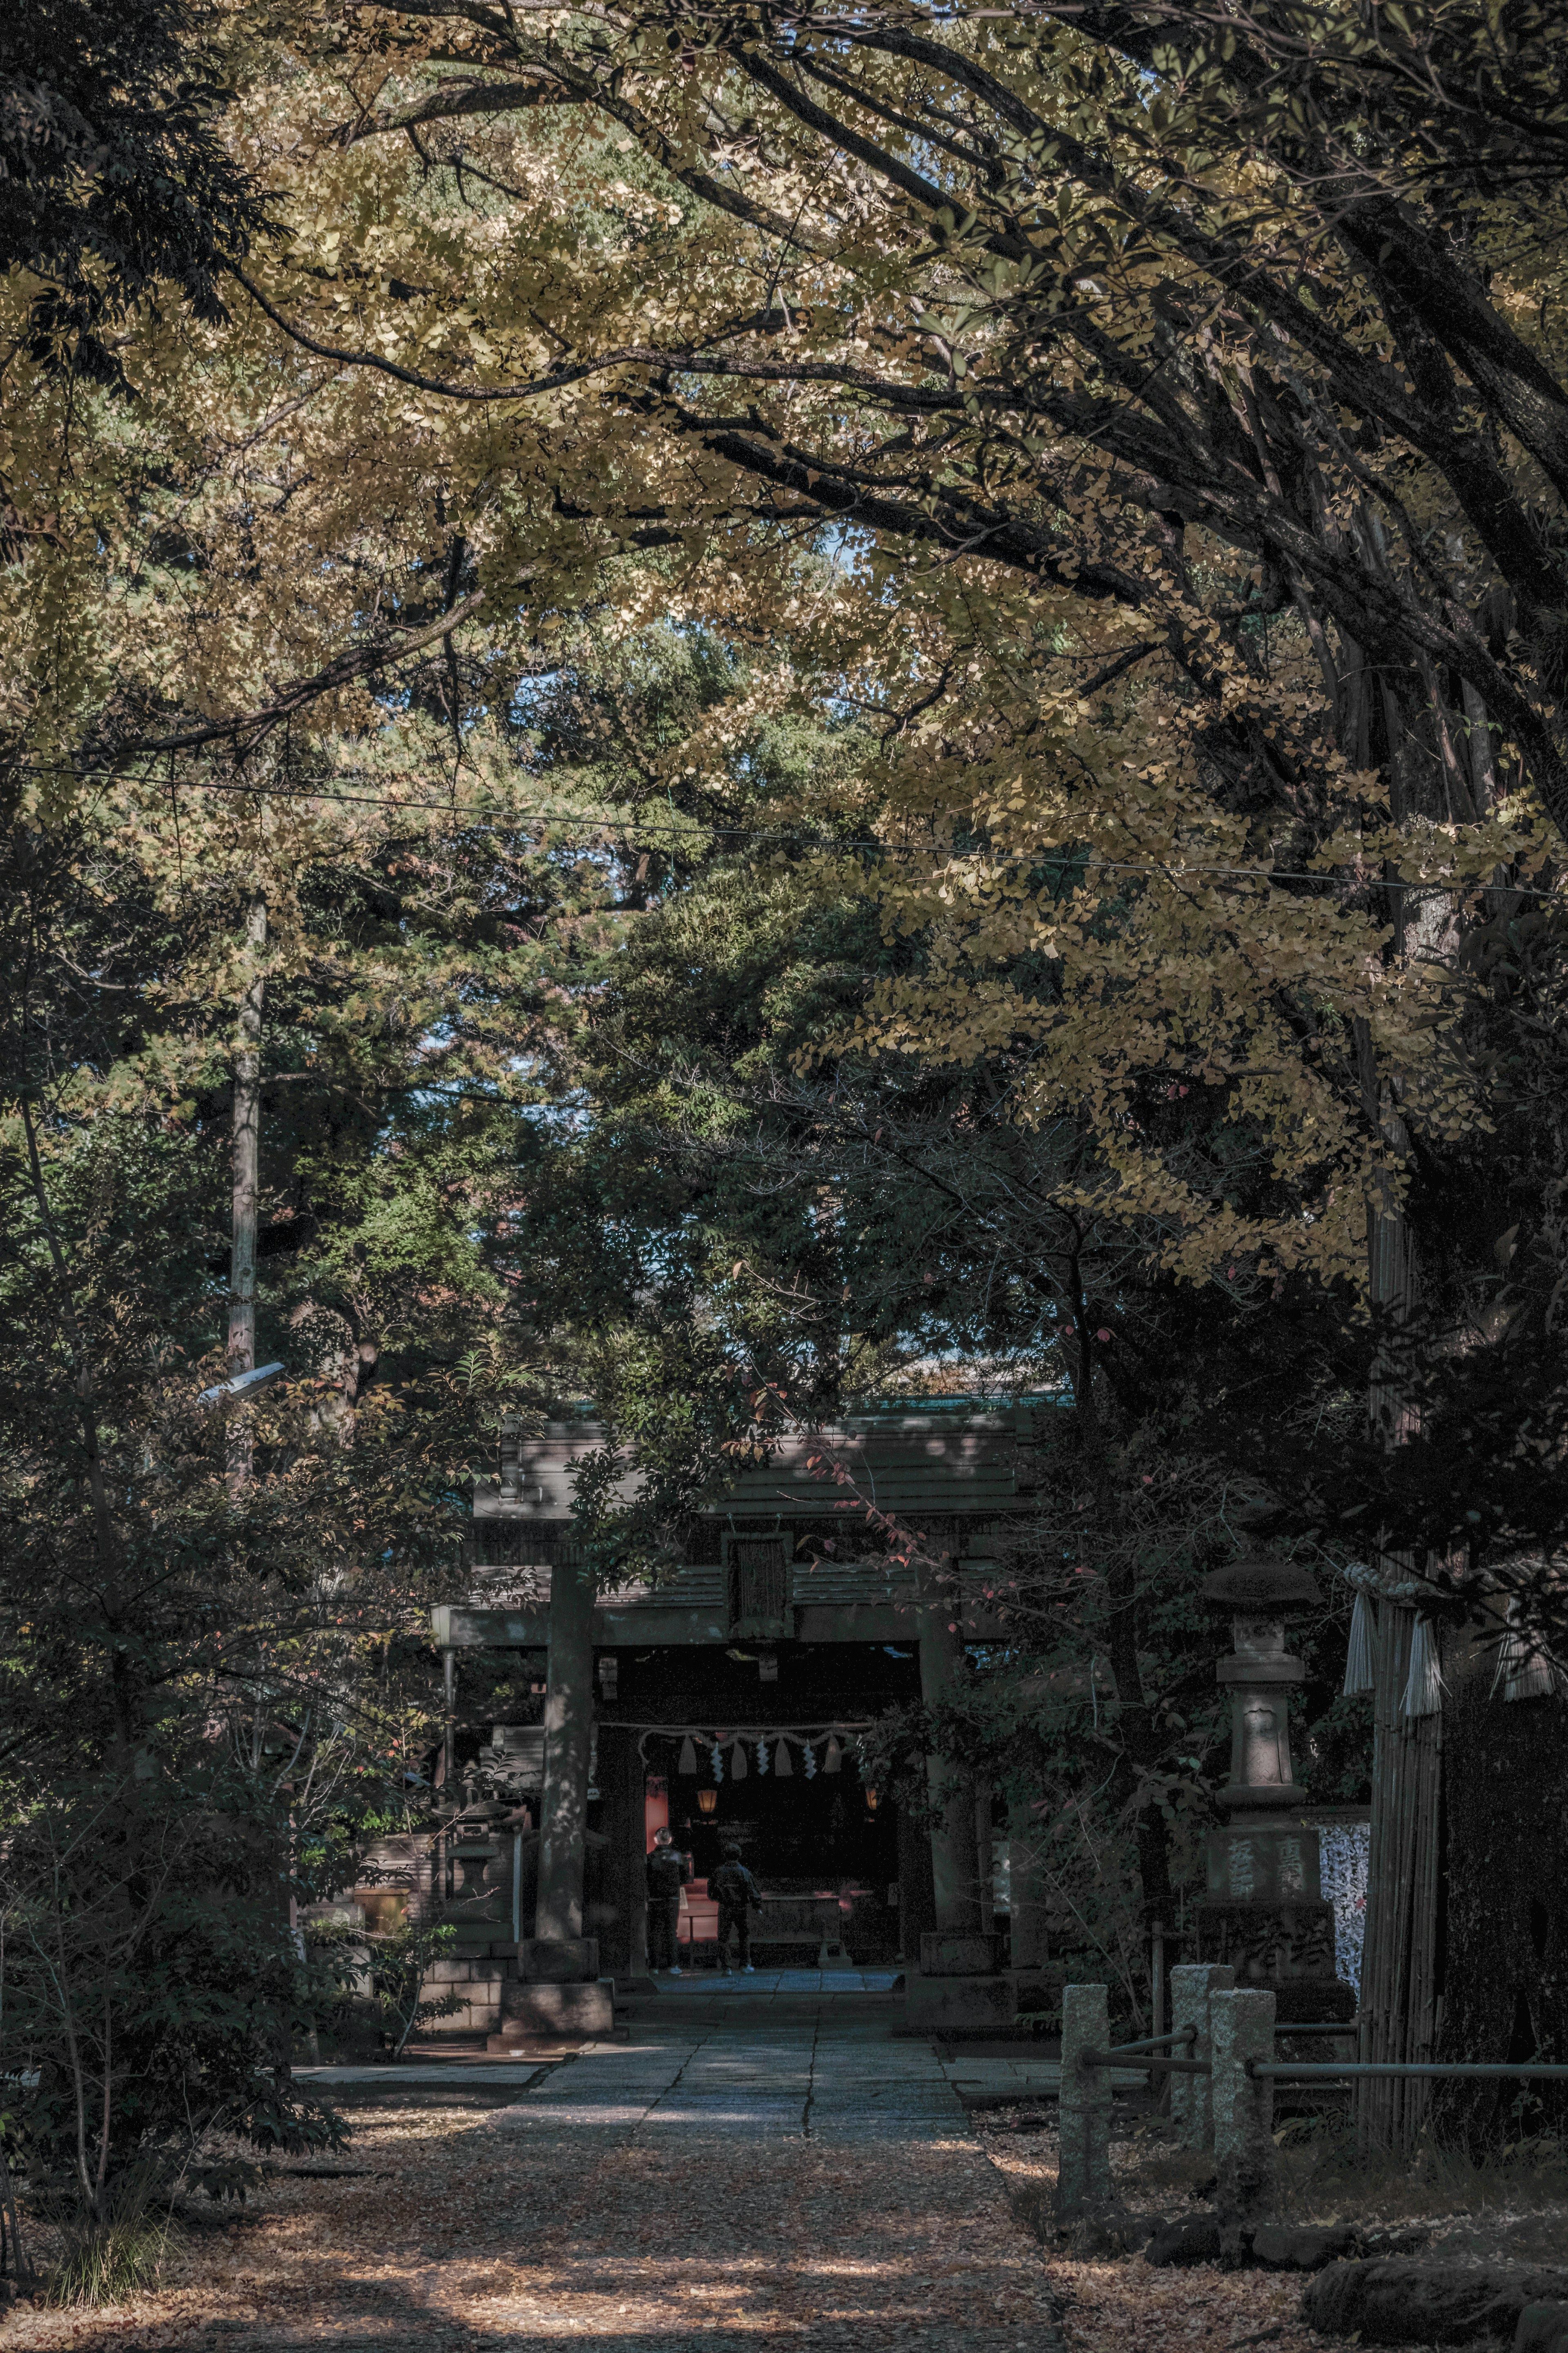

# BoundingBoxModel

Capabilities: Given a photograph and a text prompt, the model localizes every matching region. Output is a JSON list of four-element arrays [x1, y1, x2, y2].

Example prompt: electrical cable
[[7, 756, 1558, 899]]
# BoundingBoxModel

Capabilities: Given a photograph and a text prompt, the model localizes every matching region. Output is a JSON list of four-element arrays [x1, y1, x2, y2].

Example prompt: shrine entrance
[[586, 1637, 922, 1974], [421, 1400, 1040, 2036], [662, 1754, 896, 1892]]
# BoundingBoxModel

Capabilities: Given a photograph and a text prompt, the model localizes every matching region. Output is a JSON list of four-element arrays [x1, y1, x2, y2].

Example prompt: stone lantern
[[1191, 1559, 1354, 2018]]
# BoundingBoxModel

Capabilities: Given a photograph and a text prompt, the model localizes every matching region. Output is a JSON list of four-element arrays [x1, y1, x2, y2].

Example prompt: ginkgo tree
[[5, 0, 1568, 2162], [213, 0, 1568, 2132]]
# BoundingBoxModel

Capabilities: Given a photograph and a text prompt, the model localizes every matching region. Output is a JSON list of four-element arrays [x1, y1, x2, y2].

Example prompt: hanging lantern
[[864, 1786, 880, 1811], [774, 1738, 793, 1777], [756, 1738, 770, 1775], [697, 1787, 719, 1815], [678, 1735, 698, 1775], [731, 1739, 748, 1780], [823, 1735, 842, 1775]]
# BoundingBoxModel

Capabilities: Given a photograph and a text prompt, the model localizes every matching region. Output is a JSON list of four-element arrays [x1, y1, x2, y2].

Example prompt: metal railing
[[1055, 1977, 1568, 2225], [1078, 2017, 1354, 2076], [1095, 2025, 1198, 2055], [1252, 2058, 1568, 2080]]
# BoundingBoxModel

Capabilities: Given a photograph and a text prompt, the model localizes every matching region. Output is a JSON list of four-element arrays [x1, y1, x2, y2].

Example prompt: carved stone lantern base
[[1189, 1894, 1351, 2017]]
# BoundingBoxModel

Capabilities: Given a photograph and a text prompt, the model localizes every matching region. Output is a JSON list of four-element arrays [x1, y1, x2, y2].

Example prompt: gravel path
[[8, 1981, 1069, 2353]]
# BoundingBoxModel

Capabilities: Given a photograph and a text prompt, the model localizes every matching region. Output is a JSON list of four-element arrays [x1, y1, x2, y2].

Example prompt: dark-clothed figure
[[646, 1827, 691, 1972], [709, 1848, 763, 1974]]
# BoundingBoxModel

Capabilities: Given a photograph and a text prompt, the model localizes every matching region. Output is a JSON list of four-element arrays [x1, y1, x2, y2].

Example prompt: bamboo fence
[[1356, 1596, 1443, 2152]]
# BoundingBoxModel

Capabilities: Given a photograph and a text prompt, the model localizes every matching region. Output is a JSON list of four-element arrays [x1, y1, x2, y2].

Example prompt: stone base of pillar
[[517, 1935, 600, 1983], [904, 1972, 1017, 2034], [1189, 1896, 1352, 2013], [1007, 1969, 1058, 2016], [919, 1930, 1003, 1976], [491, 1978, 615, 2042]]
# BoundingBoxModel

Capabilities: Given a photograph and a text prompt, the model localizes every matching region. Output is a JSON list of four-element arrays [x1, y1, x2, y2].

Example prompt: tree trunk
[[1063, 1251, 1176, 1943], [1353, 1020, 1446, 2154], [227, 893, 266, 1494]]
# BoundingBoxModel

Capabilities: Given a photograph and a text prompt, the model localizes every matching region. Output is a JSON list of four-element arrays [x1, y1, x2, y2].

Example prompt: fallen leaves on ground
[[977, 2105, 1568, 2353], [4, 2087, 1061, 2348]]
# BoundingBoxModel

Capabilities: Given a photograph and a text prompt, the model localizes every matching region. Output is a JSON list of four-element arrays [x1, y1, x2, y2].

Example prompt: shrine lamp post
[[1191, 1558, 1355, 2021]]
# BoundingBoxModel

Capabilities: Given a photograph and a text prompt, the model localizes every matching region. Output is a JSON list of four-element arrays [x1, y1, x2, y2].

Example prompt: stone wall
[[422, 1952, 512, 2035]]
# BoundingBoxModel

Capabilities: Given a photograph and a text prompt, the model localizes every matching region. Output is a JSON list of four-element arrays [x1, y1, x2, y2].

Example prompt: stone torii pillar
[[915, 1556, 983, 1933], [905, 1554, 1011, 2032], [535, 1558, 595, 1947], [497, 1558, 613, 2044]]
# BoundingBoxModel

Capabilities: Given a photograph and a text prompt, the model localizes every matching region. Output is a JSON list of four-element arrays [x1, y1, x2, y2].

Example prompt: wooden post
[[227, 892, 266, 1492], [591, 1723, 646, 1979], [1355, 1022, 1443, 2155], [439, 1649, 455, 1791], [1152, 1923, 1168, 2114], [1357, 1599, 1442, 2153]]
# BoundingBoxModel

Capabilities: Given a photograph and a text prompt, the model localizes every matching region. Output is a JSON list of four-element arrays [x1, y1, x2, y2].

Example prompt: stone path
[[475, 2003, 968, 2146], [301, 1969, 1108, 2118], [20, 1977, 1068, 2353]]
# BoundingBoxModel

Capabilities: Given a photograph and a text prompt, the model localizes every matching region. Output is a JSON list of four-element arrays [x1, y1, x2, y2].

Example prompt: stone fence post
[[1055, 1982, 1111, 2219], [1169, 1962, 1234, 2150], [1210, 1986, 1276, 2217]]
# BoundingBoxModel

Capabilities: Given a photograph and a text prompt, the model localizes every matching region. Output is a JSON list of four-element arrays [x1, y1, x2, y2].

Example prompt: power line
[[9, 757, 1557, 900]]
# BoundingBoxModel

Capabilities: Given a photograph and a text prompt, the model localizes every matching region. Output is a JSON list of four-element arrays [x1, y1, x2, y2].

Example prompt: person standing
[[646, 1825, 691, 1974], [709, 1841, 763, 1975]]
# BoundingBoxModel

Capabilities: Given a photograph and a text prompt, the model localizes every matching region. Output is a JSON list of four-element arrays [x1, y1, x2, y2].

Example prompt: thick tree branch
[[117, 588, 488, 757]]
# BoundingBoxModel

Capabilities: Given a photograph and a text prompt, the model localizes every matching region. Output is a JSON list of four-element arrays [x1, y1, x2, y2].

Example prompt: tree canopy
[[2, 0, 1566, 2201]]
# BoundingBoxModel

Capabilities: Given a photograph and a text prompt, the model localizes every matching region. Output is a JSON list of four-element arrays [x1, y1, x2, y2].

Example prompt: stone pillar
[[530, 1559, 596, 1967], [591, 1722, 646, 1981], [1169, 1962, 1234, 2149], [1210, 1986, 1276, 2217], [974, 1782, 996, 1934], [496, 1561, 613, 2043], [1055, 1981, 1111, 2219], [896, 1795, 935, 1962], [1011, 1816, 1048, 1967], [915, 1555, 982, 1932], [1008, 1832, 1048, 1973]]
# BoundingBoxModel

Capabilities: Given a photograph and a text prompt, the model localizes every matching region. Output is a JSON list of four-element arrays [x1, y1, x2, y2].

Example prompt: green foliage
[[2, 1769, 354, 2203], [359, 1918, 464, 2060], [0, 0, 272, 385]]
